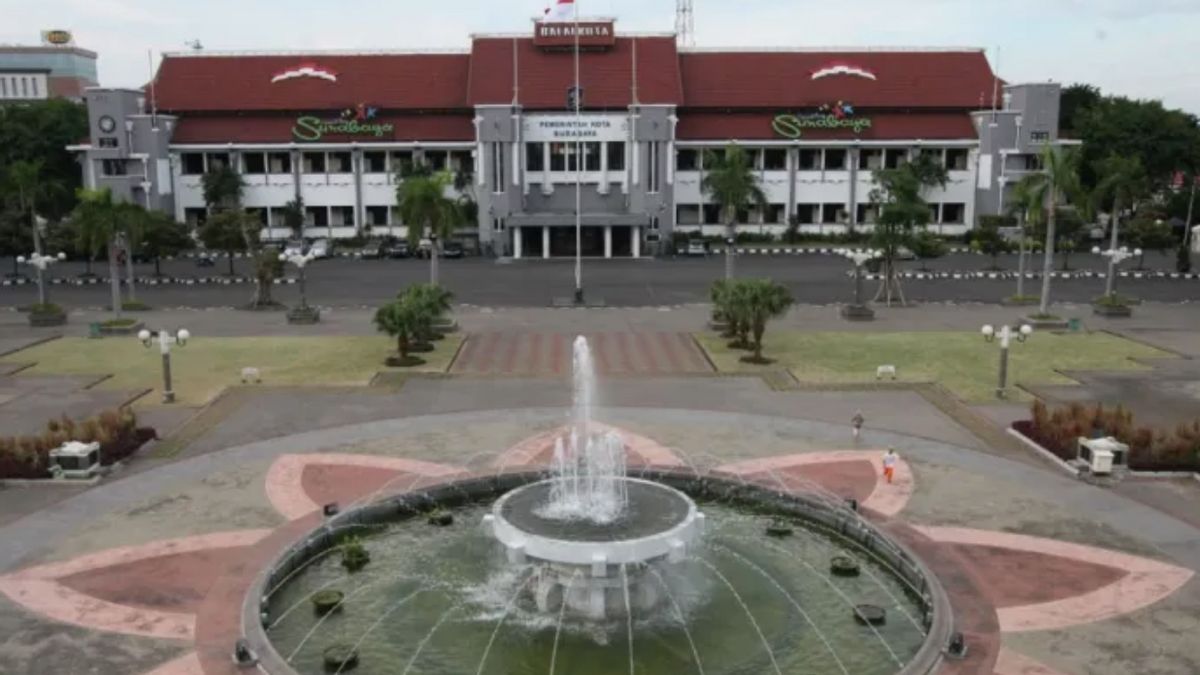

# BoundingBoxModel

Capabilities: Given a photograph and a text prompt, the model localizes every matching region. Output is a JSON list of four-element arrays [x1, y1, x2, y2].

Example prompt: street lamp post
[[840, 248, 882, 320], [17, 252, 66, 307], [1092, 245, 1140, 299], [139, 328, 190, 404], [982, 323, 1032, 399], [279, 249, 320, 324]]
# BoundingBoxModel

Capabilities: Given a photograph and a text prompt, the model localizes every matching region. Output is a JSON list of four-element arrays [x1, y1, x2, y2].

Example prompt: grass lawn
[[696, 330, 1169, 403], [0, 334, 463, 408]]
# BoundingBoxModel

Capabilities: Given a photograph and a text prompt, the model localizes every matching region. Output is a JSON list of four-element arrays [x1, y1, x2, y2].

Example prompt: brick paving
[[451, 330, 713, 376]]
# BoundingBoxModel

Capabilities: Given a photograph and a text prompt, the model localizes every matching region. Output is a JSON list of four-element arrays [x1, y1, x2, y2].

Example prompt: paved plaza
[[0, 302, 1198, 675]]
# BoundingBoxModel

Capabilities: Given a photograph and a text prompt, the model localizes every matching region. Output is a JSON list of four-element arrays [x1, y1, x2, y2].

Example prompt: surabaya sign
[[533, 21, 616, 48], [772, 102, 872, 139], [292, 104, 394, 142]]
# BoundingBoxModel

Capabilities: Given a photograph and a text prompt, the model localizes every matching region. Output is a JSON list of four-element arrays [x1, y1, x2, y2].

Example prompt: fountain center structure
[[485, 336, 704, 619]]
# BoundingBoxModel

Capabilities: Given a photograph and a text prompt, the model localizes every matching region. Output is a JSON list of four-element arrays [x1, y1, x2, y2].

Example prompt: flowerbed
[[0, 408, 157, 480], [1013, 401, 1200, 472]]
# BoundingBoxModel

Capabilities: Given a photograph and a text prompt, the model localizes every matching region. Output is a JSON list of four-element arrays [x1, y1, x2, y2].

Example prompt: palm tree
[[373, 295, 431, 366], [280, 197, 305, 240], [701, 145, 767, 280], [405, 283, 454, 339], [1092, 154, 1148, 298], [71, 188, 125, 318], [1010, 174, 1047, 301], [396, 166, 461, 285], [4, 159, 64, 255], [115, 201, 150, 304], [1021, 146, 1082, 317], [727, 279, 794, 363], [869, 153, 947, 305]]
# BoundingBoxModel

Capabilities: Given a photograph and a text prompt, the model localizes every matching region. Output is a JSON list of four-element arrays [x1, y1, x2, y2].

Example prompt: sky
[[2, 0, 1199, 114]]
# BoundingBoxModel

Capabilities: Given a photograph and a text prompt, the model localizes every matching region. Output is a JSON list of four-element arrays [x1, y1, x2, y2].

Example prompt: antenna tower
[[675, 0, 695, 48]]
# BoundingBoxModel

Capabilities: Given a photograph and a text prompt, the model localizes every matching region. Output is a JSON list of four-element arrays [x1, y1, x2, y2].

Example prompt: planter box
[[1021, 315, 1071, 331], [1092, 303, 1132, 317], [28, 311, 66, 327], [840, 304, 876, 321], [96, 321, 144, 336], [286, 306, 321, 325]]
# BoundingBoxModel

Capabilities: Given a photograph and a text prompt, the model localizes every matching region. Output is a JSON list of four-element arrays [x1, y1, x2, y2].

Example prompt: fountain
[[250, 336, 952, 675]]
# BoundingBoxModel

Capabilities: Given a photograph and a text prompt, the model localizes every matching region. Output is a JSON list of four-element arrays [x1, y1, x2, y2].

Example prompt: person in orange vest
[[882, 448, 899, 484]]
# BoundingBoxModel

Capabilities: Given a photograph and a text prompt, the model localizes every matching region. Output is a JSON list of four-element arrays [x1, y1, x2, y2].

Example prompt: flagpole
[[573, 0, 584, 304]]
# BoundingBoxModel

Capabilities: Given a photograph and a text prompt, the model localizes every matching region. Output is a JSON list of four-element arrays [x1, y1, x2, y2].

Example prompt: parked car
[[195, 251, 216, 268], [685, 240, 708, 256], [308, 239, 331, 259], [383, 240, 410, 259], [442, 241, 465, 259], [359, 241, 383, 259], [415, 238, 433, 259], [282, 239, 305, 258]]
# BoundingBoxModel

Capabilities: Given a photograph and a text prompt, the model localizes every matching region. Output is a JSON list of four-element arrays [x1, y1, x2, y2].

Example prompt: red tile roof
[[679, 50, 998, 109], [153, 53, 470, 113], [677, 112, 978, 141], [468, 36, 683, 108], [171, 114, 474, 144]]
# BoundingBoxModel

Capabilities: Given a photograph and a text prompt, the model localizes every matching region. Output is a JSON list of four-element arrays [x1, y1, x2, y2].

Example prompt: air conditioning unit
[[49, 441, 101, 479], [1078, 437, 1128, 473]]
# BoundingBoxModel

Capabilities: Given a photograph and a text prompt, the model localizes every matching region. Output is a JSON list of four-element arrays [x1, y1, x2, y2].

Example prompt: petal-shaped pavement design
[[993, 647, 1068, 675], [265, 453, 464, 520], [915, 526, 1195, 632], [142, 652, 204, 675], [716, 451, 915, 517], [0, 530, 271, 641], [492, 422, 685, 470]]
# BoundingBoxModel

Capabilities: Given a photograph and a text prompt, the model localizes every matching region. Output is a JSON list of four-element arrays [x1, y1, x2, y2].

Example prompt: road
[[1, 252, 1195, 308]]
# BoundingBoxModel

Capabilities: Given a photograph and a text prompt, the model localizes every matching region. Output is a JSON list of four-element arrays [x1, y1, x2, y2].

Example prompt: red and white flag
[[542, 0, 575, 22]]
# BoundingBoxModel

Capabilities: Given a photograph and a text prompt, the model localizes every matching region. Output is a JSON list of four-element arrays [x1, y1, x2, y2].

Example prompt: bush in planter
[[121, 300, 152, 312], [101, 318, 139, 328], [29, 303, 65, 316], [341, 536, 370, 572]]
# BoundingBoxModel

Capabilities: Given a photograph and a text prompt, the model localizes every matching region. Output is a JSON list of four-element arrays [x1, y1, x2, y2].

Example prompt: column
[[632, 226, 641, 258], [604, 225, 613, 259], [599, 141, 609, 195], [542, 143, 552, 194], [513, 226, 522, 259], [542, 226, 551, 259]]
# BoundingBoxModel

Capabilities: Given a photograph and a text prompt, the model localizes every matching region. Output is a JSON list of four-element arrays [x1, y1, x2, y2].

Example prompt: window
[[821, 204, 845, 224], [676, 205, 701, 225], [98, 137, 118, 149], [426, 152, 448, 172], [101, 159, 127, 176], [824, 149, 847, 170], [184, 208, 207, 228], [491, 143, 505, 192], [305, 206, 328, 227], [303, 152, 326, 173], [649, 217, 660, 231], [328, 152, 352, 174], [765, 204, 786, 224], [583, 142, 601, 172], [942, 203, 966, 224], [744, 149, 761, 170], [702, 204, 722, 225], [364, 151, 387, 174], [763, 149, 788, 171], [243, 153, 266, 175], [884, 149, 909, 169], [450, 150, 473, 173], [676, 148, 699, 171], [391, 151, 414, 175], [549, 143, 576, 172], [1030, 130, 1051, 143], [20, 77, 28, 98], [181, 153, 205, 175], [269, 209, 287, 228], [268, 152, 292, 174], [0, 77, 6, 97], [794, 203, 818, 224], [31, 78, 39, 98], [606, 142, 625, 171], [798, 149, 821, 170], [648, 143, 660, 193], [946, 149, 969, 171], [207, 153, 230, 170], [366, 206, 389, 226], [856, 204, 879, 224], [246, 208, 268, 227], [492, 217, 506, 232], [330, 206, 355, 226], [859, 149, 883, 170], [526, 143, 545, 172]]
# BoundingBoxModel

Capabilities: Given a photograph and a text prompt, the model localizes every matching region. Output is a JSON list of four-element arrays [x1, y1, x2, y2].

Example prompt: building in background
[[70, 20, 1067, 258], [0, 30, 98, 103]]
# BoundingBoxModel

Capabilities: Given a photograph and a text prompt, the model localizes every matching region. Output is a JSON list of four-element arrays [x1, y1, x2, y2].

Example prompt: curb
[[1005, 427, 1082, 477]]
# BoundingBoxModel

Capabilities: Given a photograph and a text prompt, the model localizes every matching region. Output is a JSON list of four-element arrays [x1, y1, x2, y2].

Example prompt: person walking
[[851, 410, 865, 441], [882, 447, 899, 484]]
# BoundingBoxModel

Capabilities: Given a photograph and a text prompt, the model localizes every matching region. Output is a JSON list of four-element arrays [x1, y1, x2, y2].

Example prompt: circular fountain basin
[[489, 478, 703, 566]]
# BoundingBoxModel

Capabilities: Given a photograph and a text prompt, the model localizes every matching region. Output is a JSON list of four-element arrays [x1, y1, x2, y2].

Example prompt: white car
[[282, 240, 305, 258], [308, 239, 331, 259], [685, 240, 708, 256]]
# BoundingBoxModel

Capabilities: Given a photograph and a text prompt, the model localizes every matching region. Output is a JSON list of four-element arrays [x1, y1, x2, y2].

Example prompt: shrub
[[0, 407, 155, 479], [1015, 400, 1199, 471], [29, 303, 64, 315]]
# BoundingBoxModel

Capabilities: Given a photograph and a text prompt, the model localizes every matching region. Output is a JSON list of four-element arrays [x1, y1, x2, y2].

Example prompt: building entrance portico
[[512, 224, 640, 259]]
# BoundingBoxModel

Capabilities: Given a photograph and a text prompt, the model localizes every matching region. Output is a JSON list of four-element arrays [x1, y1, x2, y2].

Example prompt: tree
[[199, 209, 252, 276], [1032, 207, 1087, 271], [969, 219, 1011, 270], [3, 159, 66, 254], [1073, 95, 1200, 190], [1091, 154, 1149, 279], [373, 295, 432, 366], [138, 212, 193, 276], [0, 99, 88, 221], [725, 279, 793, 364], [701, 145, 767, 280], [280, 198, 305, 240], [403, 283, 454, 345], [114, 201, 148, 303], [395, 165, 461, 285], [0, 211, 26, 279], [1124, 216, 1176, 269], [70, 188, 126, 319], [1019, 145, 1082, 316], [868, 153, 947, 305], [1010, 175, 1047, 300], [201, 165, 244, 210], [912, 230, 949, 271], [1058, 84, 1102, 138]]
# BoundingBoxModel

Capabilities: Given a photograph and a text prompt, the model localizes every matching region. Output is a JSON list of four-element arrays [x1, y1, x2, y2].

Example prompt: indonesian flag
[[542, 0, 575, 22]]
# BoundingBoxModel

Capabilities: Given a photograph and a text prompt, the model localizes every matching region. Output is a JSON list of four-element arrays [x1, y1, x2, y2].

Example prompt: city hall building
[[72, 20, 1064, 258]]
